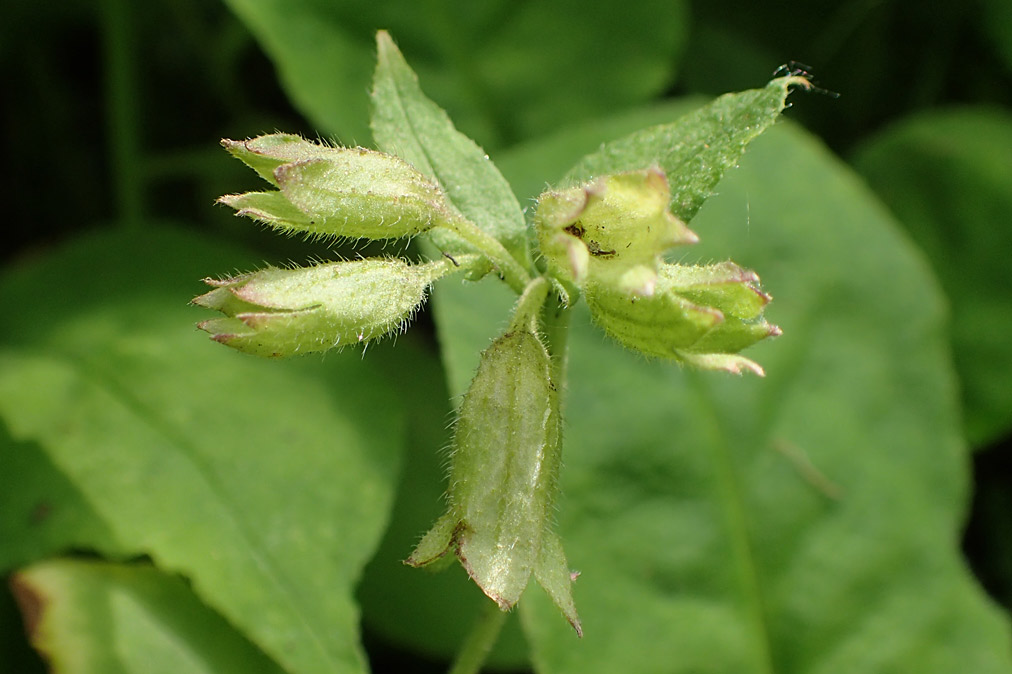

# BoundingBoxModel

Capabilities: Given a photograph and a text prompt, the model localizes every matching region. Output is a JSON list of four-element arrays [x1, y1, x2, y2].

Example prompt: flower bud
[[585, 262, 781, 375], [535, 168, 697, 295], [220, 135, 462, 241], [407, 291, 581, 635], [192, 257, 459, 357]]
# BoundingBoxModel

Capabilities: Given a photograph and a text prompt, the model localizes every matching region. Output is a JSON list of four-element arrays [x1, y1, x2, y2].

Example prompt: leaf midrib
[[51, 348, 350, 674], [687, 369, 775, 674]]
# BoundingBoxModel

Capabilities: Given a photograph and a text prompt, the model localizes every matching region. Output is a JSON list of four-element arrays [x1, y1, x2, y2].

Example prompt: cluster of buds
[[536, 167, 780, 375], [194, 134, 477, 355], [195, 124, 780, 635]]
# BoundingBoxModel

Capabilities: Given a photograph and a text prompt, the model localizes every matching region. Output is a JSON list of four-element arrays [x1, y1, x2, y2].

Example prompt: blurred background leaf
[[12, 559, 286, 674], [851, 108, 1012, 448], [221, 0, 689, 149], [0, 227, 407, 674]]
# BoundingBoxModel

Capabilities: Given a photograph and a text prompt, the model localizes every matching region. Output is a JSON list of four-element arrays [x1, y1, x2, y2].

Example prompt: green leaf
[[564, 78, 808, 223], [218, 0, 374, 143], [434, 122, 1012, 671], [851, 107, 1012, 447], [370, 31, 528, 265], [220, 0, 689, 147], [498, 100, 703, 206], [0, 226, 406, 674], [11, 559, 284, 674]]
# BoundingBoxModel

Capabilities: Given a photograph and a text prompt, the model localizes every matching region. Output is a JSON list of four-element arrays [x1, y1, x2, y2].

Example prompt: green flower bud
[[220, 134, 462, 241], [585, 262, 781, 375], [535, 168, 698, 295], [192, 257, 463, 357], [407, 279, 581, 636]]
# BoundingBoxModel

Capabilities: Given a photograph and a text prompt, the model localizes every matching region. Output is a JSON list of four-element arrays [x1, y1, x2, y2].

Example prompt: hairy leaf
[[565, 78, 808, 223]]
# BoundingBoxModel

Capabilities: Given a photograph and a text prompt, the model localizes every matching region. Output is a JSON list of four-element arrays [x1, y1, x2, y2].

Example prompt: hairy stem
[[541, 294, 573, 413], [441, 218, 532, 295], [447, 601, 508, 674]]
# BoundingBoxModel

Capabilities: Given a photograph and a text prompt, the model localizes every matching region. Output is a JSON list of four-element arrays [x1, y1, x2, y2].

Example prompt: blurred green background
[[3, 0, 1012, 671]]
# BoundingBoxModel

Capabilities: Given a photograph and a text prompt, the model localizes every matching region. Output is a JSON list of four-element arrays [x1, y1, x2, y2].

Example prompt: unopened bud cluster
[[194, 134, 479, 357], [194, 41, 793, 638], [535, 168, 780, 375]]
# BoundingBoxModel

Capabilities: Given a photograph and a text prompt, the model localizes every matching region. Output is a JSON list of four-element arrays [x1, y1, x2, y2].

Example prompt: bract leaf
[[370, 31, 528, 265], [564, 77, 809, 223]]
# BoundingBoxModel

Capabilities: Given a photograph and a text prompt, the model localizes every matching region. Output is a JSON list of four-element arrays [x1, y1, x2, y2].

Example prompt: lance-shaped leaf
[[370, 31, 529, 266], [407, 280, 581, 635], [193, 256, 465, 357], [564, 75, 810, 223], [220, 138, 461, 240]]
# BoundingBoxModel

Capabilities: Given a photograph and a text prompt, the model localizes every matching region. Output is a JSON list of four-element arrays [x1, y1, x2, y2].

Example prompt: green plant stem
[[541, 296, 573, 411], [443, 219, 532, 295], [508, 277, 549, 333], [447, 600, 508, 674], [100, 0, 143, 227]]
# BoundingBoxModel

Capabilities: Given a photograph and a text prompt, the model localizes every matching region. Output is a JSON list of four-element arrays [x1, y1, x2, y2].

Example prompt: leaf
[[563, 77, 808, 224], [433, 121, 1012, 671], [218, 0, 375, 144], [219, 0, 689, 148], [0, 226, 406, 674], [11, 559, 284, 674], [498, 100, 702, 206], [370, 31, 528, 264], [851, 107, 1012, 447]]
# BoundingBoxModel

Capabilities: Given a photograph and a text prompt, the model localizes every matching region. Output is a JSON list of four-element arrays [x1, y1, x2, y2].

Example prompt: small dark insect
[[773, 60, 815, 79], [586, 241, 617, 258], [564, 222, 585, 239], [772, 61, 840, 98]]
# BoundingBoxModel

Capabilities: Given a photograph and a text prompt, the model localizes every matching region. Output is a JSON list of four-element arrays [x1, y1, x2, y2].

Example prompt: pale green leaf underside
[[13, 559, 284, 674], [0, 227, 406, 674]]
